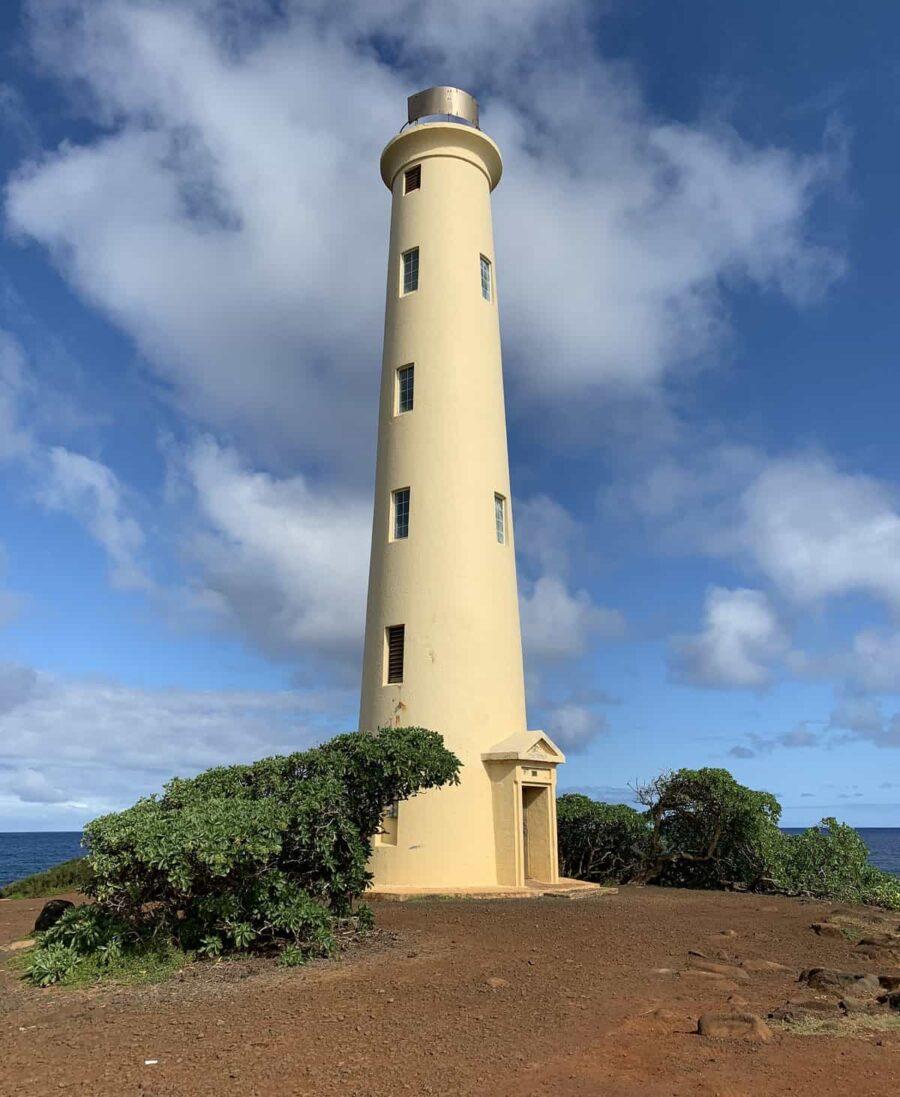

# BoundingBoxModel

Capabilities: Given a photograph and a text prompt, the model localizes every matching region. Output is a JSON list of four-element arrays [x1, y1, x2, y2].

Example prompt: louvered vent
[[404, 165, 421, 193], [386, 625, 405, 684]]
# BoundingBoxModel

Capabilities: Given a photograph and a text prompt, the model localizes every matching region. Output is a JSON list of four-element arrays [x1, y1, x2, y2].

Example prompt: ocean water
[[0, 832, 85, 889], [1, 828, 899, 890], [782, 827, 900, 877]]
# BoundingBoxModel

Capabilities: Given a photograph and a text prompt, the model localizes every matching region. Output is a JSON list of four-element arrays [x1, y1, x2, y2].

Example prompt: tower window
[[386, 625, 405, 684], [494, 493, 506, 544], [404, 165, 421, 193], [402, 247, 419, 294], [392, 487, 410, 540], [480, 255, 492, 301], [396, 364, 414, 413]]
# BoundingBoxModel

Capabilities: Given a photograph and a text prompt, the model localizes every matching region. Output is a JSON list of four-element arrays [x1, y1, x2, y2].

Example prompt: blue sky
[[1, 0, 898, 830]]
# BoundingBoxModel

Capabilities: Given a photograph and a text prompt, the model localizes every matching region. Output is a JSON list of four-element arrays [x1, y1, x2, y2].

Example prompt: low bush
[[768, 818, 900, 909], [635, 768, 781, 890], [26, 726, 459, 985], [0, 856, 92, 899], [559, 769, 900, 910], [556, 795, 650, 883]]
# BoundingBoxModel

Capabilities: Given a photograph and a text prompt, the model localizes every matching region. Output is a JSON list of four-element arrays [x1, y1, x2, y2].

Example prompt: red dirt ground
[[1, 886, 898, 1096]]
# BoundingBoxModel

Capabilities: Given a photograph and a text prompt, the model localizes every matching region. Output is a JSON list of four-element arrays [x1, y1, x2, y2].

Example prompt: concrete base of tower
[[366, 879, 615, 902]]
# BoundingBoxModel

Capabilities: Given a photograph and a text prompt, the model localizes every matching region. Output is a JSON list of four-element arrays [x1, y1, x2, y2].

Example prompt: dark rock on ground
[[800, 969, 882, 998], [770, 993, 841, 1024], [33, 899, 75, 933]]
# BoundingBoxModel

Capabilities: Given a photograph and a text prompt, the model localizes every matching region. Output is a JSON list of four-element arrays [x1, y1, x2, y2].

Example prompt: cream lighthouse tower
[[360, 87, 565, 891]]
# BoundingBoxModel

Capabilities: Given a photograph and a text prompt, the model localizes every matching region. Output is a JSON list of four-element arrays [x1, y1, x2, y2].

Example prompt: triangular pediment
[[482, 730, 566, 765]]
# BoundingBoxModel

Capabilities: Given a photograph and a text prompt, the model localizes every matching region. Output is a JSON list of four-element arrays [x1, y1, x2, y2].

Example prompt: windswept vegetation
[[25, 727, 459, 986], [558, 768, 900, 910]]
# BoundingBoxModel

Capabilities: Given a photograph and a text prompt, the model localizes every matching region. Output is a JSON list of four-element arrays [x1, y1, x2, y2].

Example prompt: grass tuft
[[0, 857, 92, 899], [777, 1013, 900, 1038]]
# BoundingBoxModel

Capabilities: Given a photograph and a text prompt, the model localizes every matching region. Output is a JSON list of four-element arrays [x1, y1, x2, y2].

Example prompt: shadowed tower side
[[359, 87, 564, 890]]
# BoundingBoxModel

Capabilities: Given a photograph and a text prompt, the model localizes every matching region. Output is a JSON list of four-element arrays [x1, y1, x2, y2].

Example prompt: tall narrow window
[[402, 247, 419, 294], [392, 487, 410, 540], [404, 165, 421, 193], [494, 493, 506, 544], [480, 255, 492, 301], [396, 364, 414, 413], [386, 625, 405, 684]]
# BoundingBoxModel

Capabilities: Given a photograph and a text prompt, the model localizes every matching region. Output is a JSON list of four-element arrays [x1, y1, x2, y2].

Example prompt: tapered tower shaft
[[360, 90, 561, 889]]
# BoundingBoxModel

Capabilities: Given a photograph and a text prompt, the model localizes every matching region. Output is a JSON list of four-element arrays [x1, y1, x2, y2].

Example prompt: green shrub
[[560, 771, 900, 911], [27, 726, 459, 985], [769, 818, 900, 910], [0, 856, 92, 899], [636, 768, 781, 890], [556, 795, 650, 883]]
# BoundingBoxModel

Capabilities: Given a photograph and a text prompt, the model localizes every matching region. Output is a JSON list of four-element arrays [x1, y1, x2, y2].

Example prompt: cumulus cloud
[[0, 330, 33, 459], [38, 447, 150, 590], [180, 437, 370, 663], [515, 494, 624, 664], [829, 696, 884, 735], [546, 702, 608, 753], [521, 575, 624, 661], [615, 448, 900, 614], [827, 694, 900, 749], [0, 659, 350, 821], [5, 0, 842, 474], [671, 586, 787, 688], [728, 721, 821, 757], [739, 457, 900, 608]]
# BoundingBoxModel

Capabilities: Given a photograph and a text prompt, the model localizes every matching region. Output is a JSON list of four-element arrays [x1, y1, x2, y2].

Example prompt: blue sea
[[1, 828, 899, 889], [0, 832, 86, 889]]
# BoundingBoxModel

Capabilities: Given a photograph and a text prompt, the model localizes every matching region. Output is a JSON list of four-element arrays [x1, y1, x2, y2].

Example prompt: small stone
[[34, 899, 75, 933], [486, 977, 508, 989], [689, 958, 750, 983], [840, 996, 881, 1015], [811, 922, 846, 939], [649, 1008, 678, 1021], [0, 938, 35, 953], [741, 959, 792, 974], [801, 969, 881, 998], [697, 1011, 772, 1042]]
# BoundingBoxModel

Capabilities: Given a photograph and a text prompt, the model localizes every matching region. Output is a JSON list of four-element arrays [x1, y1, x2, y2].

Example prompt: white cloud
[[790, 630, 900, 696], [38, 446, 150, 590], [181, 437, 370, 662], [521, 575, 624, 660], [829, 696, 884, 735], [739, 457, 900, 608], [0, 330, 33, 459], [617, 448, 900, 615], [6, 768, 68, 804], [546, 702, 608, 753], [671, 586, 787, 688], [5, 0, 842, 475], [0, 659, 349, 823]]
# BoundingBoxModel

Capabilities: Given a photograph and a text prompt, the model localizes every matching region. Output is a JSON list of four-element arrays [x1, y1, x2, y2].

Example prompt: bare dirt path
[[1, 886, 898, 1096]]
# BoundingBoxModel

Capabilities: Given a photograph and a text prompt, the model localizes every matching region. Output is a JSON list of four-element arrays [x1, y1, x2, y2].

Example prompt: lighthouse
[[359, 87, 565, 891]]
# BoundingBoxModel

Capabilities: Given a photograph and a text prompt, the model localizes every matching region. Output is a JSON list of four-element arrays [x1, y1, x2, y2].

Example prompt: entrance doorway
[[521, 785, 553, 882]]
